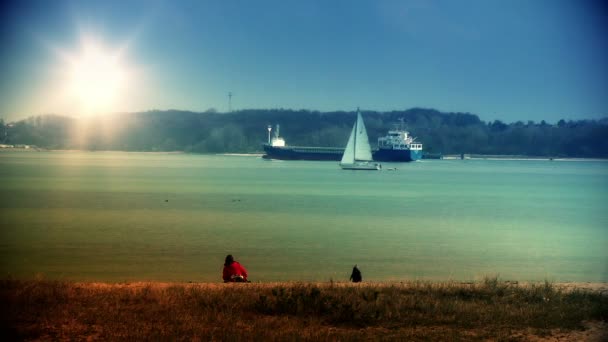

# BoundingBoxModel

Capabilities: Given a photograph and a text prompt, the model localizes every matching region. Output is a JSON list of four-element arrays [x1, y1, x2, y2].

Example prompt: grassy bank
[[2, 278, 607, 341]]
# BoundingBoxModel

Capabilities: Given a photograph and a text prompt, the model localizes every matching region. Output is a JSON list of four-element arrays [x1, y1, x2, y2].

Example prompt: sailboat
[[340, 109, 382, 170]]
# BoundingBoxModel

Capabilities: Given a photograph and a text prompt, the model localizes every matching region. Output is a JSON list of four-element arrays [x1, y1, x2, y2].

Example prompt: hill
[[2, 108, 607, 157]]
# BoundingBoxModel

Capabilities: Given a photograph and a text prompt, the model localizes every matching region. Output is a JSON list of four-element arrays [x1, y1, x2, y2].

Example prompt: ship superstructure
[[374, 127, 422, 162]]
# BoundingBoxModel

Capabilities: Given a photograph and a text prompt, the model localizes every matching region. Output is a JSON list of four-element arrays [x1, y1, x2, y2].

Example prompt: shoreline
[[441, 154, 608, 161], [1, 148, 606, 161], [7, 278, 608, 293]]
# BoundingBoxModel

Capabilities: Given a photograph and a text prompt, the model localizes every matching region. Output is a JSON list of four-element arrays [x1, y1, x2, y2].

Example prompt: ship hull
[[262, 145, 343, 161], [373, 148, 422, 162], [263, 144, 421, 162]]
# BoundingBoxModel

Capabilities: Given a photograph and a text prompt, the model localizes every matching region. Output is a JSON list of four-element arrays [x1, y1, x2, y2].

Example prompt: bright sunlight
[[61, 36, 131, 115]]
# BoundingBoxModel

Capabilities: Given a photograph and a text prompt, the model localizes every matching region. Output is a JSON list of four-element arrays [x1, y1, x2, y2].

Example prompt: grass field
[[2, 278, 607, 341]]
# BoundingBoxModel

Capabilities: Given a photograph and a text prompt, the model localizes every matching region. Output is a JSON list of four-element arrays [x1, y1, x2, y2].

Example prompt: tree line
[[1, 108, 607, 157]]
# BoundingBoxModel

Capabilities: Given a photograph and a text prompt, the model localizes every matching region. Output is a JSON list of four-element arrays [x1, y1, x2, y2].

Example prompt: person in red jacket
[[222, 254, 248, 282]]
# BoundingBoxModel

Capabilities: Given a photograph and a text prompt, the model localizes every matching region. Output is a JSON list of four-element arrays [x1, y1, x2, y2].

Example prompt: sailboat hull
[[340, 162, 382, 170]]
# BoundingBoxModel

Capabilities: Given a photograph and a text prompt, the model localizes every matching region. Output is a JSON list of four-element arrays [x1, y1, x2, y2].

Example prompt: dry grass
[[1, 278, 607, 341]]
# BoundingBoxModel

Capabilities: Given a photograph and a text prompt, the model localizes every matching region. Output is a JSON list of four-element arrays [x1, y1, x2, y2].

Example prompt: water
[[1, 151, 607, 283]]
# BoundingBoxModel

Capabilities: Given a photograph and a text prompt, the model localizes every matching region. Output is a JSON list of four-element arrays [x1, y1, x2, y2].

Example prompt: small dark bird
[[350, 265, 362, 283]]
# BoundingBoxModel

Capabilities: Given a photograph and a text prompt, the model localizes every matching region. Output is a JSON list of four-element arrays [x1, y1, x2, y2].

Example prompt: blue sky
[[1, 0, 606, 123]]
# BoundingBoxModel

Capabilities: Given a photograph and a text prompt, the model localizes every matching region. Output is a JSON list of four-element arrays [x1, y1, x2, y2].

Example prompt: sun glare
[[62, 37, 130, 115]]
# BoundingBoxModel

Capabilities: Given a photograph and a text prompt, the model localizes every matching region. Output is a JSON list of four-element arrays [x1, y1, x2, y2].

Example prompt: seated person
[[350, 265, 362, 283], [222, 254, 248, 282]]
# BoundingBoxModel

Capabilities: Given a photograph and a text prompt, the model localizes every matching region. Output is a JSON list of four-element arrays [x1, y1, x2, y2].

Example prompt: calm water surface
[[1, 151, 606, 282]]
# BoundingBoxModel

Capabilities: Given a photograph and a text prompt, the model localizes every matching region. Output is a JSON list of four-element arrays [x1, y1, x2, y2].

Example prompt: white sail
[[354, 112, 373, 161], [340, 110, 381, 170], [340, 121, 357, 164]]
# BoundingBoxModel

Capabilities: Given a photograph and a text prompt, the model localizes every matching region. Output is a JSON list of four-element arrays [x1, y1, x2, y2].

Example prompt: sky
[[0, 0, 607, 123]]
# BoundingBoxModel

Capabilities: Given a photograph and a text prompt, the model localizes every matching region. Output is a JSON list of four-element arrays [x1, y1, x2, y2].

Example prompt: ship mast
[[398, 117, 405, 131]]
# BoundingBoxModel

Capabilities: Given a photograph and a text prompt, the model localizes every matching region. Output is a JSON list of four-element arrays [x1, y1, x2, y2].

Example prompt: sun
[[62, 37, 130, 115]]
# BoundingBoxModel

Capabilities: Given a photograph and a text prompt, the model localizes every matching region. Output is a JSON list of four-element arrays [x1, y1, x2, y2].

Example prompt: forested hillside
[[2, 108, 607, 157]]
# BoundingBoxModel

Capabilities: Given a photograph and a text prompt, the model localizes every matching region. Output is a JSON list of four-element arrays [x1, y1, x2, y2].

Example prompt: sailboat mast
[[353, 109, 358, 163]]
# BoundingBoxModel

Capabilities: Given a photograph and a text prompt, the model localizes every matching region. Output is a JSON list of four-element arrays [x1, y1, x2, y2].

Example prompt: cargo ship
[[262, 123, 423, 162]]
